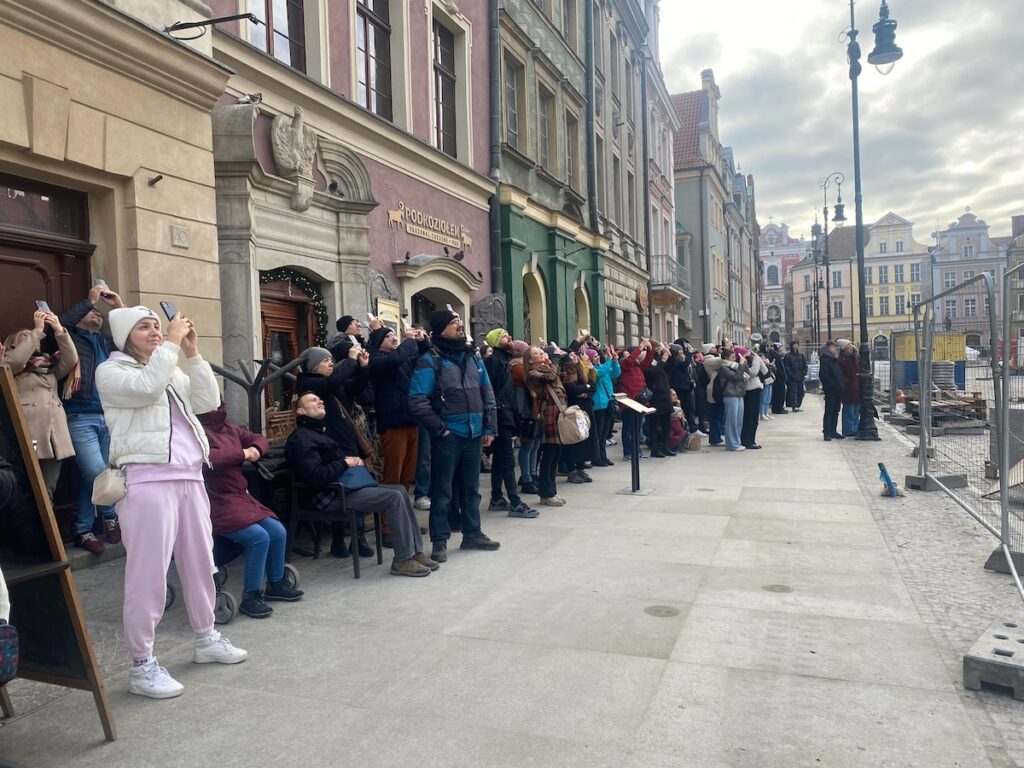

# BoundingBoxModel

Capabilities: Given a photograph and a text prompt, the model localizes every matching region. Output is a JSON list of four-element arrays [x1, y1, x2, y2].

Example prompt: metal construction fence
[[911, 271, 1024, 604]]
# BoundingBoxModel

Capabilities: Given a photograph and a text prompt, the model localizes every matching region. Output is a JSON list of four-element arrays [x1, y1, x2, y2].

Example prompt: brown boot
[[390, 557, 431, 577], [412, 551, 441, 571]]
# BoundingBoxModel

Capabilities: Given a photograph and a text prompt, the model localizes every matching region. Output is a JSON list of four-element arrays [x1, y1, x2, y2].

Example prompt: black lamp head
[[867, 1, 903, 74], [832, 203, 847, 224]]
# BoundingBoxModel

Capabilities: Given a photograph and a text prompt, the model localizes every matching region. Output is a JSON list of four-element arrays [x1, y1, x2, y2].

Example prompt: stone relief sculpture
[[271, 106, 318, 211], [471, 293, 508, 342]]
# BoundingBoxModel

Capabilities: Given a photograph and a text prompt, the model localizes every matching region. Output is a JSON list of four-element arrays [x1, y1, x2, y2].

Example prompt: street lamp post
[[846, 0, 902, 441], [819, 172, 847, 341]]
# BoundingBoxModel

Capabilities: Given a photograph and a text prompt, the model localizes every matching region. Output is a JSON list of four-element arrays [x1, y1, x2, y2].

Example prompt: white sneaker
[[129, 660, 184, 699], [694, 430, 708, 438], [729, 446, 747, 452], [193, 631, 248, 665], [414, 497, 431, 510], [606, 437, 618, 446]]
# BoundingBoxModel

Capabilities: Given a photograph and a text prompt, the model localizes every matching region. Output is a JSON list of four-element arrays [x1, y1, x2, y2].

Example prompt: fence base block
[[910, 445, 936, 459], [983, 548, 1024, 575], [906, 425, 945, 436], [904, 473, 968, 492], [963, 618, 1024, 700]]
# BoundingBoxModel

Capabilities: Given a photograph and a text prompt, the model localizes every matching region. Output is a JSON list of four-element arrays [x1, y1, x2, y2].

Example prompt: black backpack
[[712, 371, 726, 402]]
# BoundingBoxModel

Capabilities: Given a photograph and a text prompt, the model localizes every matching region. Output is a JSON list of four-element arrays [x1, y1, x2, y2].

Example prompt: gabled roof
[[872, 211, 913, 228], [671, 90, 705, 169]]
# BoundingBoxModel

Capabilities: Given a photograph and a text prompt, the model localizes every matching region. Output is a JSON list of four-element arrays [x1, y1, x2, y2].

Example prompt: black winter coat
[[367, 337, 428, 432], [666, 353, 694, 391], [285, 416, 354, 495], [296, 360, 369, 451], [643, 361, 674, 415], [784, 351, 808, 382], [818, 350, 844, 396], [483, 346, 518, 430]]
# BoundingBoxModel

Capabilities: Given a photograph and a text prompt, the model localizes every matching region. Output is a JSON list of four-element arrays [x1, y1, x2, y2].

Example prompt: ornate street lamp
[[846, 0, 903, 441], [818, 172, 846, 341]]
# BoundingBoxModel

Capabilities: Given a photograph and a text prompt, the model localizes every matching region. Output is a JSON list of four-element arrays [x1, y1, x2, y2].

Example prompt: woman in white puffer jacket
[[96, 306, 248, 700]]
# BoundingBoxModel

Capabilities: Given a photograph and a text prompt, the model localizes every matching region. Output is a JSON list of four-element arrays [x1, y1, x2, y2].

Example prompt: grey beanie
[[300, 346, 332, 372]]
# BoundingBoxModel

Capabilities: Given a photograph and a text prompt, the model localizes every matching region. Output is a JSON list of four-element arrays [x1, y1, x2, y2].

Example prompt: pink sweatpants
[[119, 479, 216, 659]]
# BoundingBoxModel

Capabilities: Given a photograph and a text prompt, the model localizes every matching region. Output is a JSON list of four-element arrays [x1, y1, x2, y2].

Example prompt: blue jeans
[[66, 412, 115, 534], [518, 437, 540, 483], [221, 517, 286, 593], [760, 385, 773, 416], [414, 425, 431, 499], [708, 402, 724, 445], [429, 432, 483, 544], [724, 397, 744, 450], [842, 402, 860, 436]]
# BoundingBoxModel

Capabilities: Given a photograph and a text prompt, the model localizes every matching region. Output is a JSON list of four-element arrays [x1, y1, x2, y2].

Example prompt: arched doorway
[[770, 331, 781, 343], [873, 334, 890, 361], [574, 284, 591, 336], [965, 332, 981, 348], [522, 267, 547, 344], [411, 286, 463, 330]]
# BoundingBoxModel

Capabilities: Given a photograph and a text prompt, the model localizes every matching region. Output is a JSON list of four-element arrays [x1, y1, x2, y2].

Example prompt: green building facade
[[497, 0, 608, 344]]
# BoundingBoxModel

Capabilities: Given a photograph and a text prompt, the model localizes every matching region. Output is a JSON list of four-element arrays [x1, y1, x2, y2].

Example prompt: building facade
[[672, 70, 729, 345], [926, 210, 1010, 351], [497, 0, 606, 345], [758, 223, 809, 345], [644, 0, 685, 342], [594, 0, 652, 346], [205, 0, 499, 422], [723, 152, 756, 343], [0, 0, 231, 356]]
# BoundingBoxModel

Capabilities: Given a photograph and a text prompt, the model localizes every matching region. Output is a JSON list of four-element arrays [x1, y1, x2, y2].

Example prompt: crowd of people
[[0, 283, 861, 701]]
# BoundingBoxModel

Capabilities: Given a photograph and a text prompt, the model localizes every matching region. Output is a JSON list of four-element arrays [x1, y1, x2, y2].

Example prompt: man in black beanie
[[327, 314, 366, 359], [408, 309, 500, 561]]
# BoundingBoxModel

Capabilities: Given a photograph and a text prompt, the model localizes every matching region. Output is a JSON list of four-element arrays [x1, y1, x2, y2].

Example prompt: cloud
[[659, 0, 1024, 238]]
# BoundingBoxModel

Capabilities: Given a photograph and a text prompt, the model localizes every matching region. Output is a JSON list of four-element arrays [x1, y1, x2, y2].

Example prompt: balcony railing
[[650, 254, 690, 294]]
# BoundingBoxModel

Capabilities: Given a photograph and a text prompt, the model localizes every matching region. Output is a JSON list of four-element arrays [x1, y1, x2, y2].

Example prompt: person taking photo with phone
[[96, 306, 248, 700], [58, 283, 126, 553]]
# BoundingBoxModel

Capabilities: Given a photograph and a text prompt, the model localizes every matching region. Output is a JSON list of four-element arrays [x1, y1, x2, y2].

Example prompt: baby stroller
[[164, 536, 301, 625]]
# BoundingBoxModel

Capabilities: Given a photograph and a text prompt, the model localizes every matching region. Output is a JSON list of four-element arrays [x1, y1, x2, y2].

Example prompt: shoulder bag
[[546, 385, 591, 445], [92, 466, 126, 506]]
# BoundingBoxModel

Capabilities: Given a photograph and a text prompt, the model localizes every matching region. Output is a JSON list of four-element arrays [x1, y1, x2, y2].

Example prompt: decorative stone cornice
[[393, 254, 483, 292], [0, 0, 232, 110]]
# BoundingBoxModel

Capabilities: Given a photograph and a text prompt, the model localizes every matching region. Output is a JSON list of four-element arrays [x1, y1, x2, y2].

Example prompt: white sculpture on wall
[[271, 106, 318, 211]]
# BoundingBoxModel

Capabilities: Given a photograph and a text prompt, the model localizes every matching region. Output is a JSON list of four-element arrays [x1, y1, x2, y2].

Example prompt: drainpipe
[[584, 0, 599, 235], [699, 167, 710, 341], [641, 53, 654, 337], [488, 0, 502, 295]]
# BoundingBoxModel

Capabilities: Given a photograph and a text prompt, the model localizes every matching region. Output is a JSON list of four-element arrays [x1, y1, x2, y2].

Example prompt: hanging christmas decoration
[[258, 267, 328, 346]]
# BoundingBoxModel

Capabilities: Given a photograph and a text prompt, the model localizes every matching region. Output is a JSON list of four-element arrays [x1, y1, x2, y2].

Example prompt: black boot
[[239, 590, 273, 619], [351, 532, 374, 558], [265, 580, 304, 602]]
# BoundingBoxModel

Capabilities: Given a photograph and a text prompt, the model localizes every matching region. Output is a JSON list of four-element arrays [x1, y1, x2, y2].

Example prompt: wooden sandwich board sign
[[0, 364, 115, 740]]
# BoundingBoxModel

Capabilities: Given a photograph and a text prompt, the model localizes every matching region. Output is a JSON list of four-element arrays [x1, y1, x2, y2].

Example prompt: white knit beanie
[[108, 306, 160, 351], [835, 338, 852, 350]]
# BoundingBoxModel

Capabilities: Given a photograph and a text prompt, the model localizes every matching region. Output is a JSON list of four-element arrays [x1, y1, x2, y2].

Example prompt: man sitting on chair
[[285, 392, 438, 577]]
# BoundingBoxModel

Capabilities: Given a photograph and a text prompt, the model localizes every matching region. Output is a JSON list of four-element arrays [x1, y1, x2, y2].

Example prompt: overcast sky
[[658, 0, 1024, 242]]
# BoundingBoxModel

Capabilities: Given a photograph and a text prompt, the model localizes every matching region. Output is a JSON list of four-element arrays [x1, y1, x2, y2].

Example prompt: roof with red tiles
[[671, 90, 706, 170]]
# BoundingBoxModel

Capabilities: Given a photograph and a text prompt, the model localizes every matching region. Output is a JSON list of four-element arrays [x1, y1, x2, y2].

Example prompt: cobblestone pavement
[[839, 402, 1024, 768]]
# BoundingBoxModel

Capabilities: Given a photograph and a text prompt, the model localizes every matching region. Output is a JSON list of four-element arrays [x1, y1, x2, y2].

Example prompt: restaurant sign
[[387, 201, 473, 250]]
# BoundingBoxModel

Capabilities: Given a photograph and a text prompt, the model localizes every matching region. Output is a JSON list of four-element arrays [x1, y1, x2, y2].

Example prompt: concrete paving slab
[[511, 551, 706, 604], [362, 635, 667, 749], [694, 565, 921, 622], [633, 662, 991, 767], [710, 538, 902, 576], [671, 604, 954, 691], [544, 528, 724, 566], [723, 516, 887, 548], [444, 586, 690, 659], [739, 485, 866, 503], [730, 499, 873, 522]]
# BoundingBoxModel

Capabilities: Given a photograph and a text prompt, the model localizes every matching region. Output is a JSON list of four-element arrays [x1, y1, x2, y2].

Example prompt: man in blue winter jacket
[[408, 309, 500, 562]]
